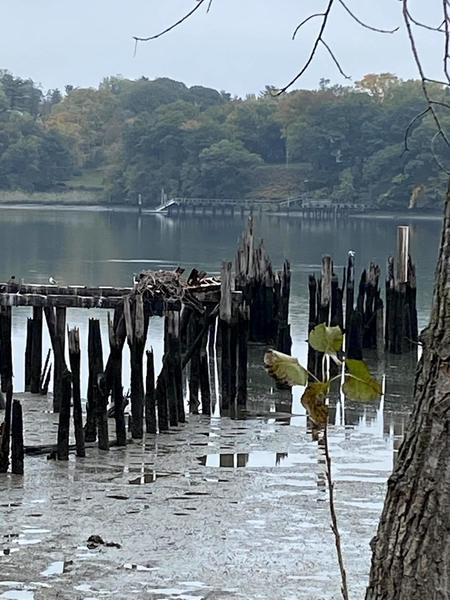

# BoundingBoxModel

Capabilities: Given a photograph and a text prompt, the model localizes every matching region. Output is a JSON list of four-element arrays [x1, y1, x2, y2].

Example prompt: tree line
[[0, 69, 448, 208]]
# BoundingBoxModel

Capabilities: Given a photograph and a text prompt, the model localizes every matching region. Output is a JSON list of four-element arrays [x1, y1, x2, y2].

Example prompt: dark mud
[[0, 385, 413, 600]]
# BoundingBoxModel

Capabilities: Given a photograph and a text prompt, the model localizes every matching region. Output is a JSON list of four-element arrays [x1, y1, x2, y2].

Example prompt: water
[[0, 209, 441, 391], [0, 207, 443, 599]]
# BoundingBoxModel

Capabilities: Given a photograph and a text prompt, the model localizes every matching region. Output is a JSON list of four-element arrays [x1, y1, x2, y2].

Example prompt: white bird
[[48, 276, 58, 285], [348, 250, 355, 258]]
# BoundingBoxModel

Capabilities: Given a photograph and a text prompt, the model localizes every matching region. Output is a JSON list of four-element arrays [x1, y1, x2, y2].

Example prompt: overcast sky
[[0, 0, 443, 95]]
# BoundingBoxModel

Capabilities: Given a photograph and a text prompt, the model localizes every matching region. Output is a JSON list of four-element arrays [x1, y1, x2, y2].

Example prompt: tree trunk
[[366, 182, 450, 599]]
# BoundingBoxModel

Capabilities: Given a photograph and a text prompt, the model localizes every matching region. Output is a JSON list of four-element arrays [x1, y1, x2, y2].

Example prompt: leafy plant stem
[[323, 425, 349, 600]]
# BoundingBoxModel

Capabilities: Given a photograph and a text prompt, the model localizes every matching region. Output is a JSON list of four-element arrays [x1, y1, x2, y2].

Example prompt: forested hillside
[[0, 69, 448, 208]]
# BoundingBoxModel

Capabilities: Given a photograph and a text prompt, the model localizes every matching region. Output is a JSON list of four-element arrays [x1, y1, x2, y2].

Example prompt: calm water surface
[[0, 208, 440, 388]]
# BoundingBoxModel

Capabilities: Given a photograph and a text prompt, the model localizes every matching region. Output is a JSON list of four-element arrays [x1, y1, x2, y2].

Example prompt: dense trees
[[0, 69, 449, 206]]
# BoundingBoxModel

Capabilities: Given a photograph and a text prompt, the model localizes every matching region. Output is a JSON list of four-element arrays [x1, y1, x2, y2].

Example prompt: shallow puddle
[[198, 451, 314, 468], [128, 471, 178, 485]]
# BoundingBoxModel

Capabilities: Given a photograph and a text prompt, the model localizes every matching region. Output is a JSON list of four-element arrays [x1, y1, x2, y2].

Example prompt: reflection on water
[[198, 451, 315, 468]]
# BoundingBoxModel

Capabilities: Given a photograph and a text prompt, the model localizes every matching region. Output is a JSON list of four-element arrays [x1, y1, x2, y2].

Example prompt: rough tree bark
[[366, 182, 450, 599]]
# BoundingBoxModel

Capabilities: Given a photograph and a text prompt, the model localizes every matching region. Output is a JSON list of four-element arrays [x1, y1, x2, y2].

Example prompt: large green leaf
[[343, 359, 382, 402], [308, 323, 343, 355], [264, 350, 308, 387], [301, 382, 329, 425]]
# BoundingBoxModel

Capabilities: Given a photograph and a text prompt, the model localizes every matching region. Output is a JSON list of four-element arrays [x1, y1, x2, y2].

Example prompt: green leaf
[[301, 382, 329, 425], [308, 323, 343, 355], [264, 350, 308, 387], [342, 359, 382, 402]]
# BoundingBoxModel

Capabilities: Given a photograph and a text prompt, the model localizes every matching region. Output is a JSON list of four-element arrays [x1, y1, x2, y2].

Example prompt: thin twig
[[402, 1, 450, 153], [133, 0, 208, 42], [278, 0, 336, 94], [320, 39, 351, 79], [405, 7, 445, 32], [338, 0, 398, 34], [292, 13, 325, 40], [323, 425, 349, 600], [403, 107, 431, 152]]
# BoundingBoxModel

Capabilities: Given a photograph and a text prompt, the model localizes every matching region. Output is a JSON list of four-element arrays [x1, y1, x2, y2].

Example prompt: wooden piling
[[145, 349, 156, 434], [85, 318, 103, 443], [165, 311, 179, 426], [156, 369, 169, 432], [44, 306, 66, 412], [107, 306, 127, 446], [199, 312, 211, 416], [68, 327, 85, 457], [187, 313, 201, 414], [125, 295, 149, 439], [57, 369, 72, 460], [237, 304, 249, 408], [385, 226, 418, 353], [30, 306, 43, 394], [0, 306, 13, 395], [39, 349, 51, 394], [0, 383, 12, 473], [220, 261, 234, 410], [24, 318, 33, 392], [96, 372, 109, 451], [11, 400, 24, 475]]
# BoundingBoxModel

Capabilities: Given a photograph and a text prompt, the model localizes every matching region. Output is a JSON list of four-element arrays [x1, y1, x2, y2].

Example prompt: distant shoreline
[[0, 192, 443, 221]]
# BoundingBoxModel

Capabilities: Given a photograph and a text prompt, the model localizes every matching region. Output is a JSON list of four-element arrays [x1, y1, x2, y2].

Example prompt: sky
[[0, 0, 444, 95]]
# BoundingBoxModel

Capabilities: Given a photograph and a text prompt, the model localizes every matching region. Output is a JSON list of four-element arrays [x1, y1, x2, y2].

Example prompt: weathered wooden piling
[[219, 261, 234, 410], [11, 399, 24, 475], [44, 306, 66, 412], [0, 383, 12, 472], [85, 318, 103, 443], [237, 304, 249, 407], [30, 306, 43, 394], [57, 369, 72, 460], [199, 310, 211, 415], [145, 349, 156, 434], [107, 306, 127, 446], [276, 261, 292, 354], [165, 311, 180, 426], [68, 327, 85, 457], [0, 306, 13, 394], [156, 368, 169, 432], [39, 349, 51, 394], [235, 217, 291, 346], [24, 318, 33, 392], [125, 295, 150, 439], [385, 226, 418, 354], [187, 312, 201, 414]]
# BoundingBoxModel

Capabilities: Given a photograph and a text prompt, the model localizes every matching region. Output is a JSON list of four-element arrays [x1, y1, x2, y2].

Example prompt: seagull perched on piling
[[48, 276, 58, 285]]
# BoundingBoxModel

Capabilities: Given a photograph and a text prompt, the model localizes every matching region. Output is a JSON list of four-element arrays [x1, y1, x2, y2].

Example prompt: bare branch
[[405, 7, 445, 32], [133, 0, 208, 43], [338, 0, 399, 34], [402, 1, 450, 152], [207, 0, 213, 13], [292, 13, 325, 40], [320, 39, 351, 79], [431, 130, 450, 173], [278, 0, 336, 95], [403, 107, 431, 152], [443, 0, 450, 84]]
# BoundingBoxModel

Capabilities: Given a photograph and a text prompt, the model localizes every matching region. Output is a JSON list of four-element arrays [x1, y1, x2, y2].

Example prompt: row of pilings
[[0, 218, 293, 474], [307, 225, 418, 379]]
